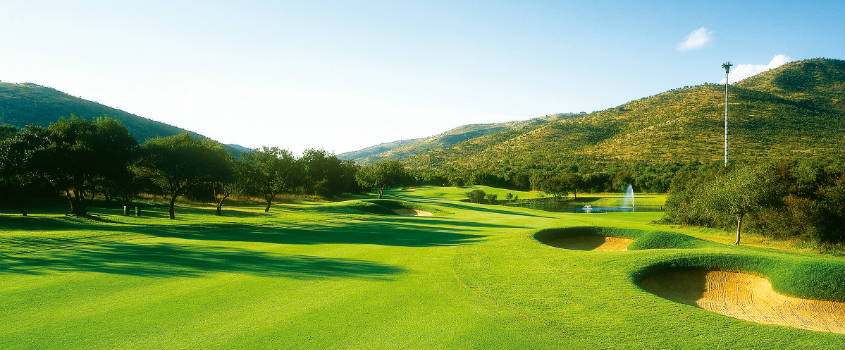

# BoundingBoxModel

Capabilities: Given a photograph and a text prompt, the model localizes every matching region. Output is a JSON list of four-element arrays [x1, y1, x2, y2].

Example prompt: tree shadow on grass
[[144, 220, 485, 247], [0, 215, 138, 231], [359, 216, 529, 229], [414, 200, 557, 219], [1, 215, 486, 250], [0, 241, 404, 279]]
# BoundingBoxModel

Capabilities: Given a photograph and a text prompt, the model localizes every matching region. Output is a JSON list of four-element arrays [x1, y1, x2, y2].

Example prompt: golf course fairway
[[1, 186, 843, 349]]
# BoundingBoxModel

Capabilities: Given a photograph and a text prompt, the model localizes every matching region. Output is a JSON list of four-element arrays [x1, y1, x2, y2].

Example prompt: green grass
[[0, 186, 843, 349]]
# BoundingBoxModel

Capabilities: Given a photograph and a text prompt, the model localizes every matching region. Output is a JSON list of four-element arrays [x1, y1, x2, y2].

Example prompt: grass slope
[[1, 186, 843, 349], [406, 58, 844, 172]]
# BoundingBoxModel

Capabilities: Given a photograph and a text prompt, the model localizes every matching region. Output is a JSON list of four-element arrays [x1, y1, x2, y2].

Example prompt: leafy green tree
[[212, 159, 248, 216], [0, 124, 18, 140], [485, 193, 498, 204], [355, 159, 410, 199], [301, 149, 347, 196], [137, 133, 231, 219], [561, 173, 583, 199], [701, 165, 781, 245], [0, 125, 50, 215], [36, 117, 137, 216], [465, 189, 486, 203], [537, 176, 569, 198], [241, 147, 300, 212]]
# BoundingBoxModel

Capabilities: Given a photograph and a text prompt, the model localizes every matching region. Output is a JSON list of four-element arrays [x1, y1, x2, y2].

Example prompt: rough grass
[[1, 186, 843, 349]]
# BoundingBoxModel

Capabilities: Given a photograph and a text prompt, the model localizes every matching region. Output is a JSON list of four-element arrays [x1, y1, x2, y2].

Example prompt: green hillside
[[406, 58, 844, 173], [0, 82, 246, 152], [338, 138, 421, 163], [340, 113, 583, 164]]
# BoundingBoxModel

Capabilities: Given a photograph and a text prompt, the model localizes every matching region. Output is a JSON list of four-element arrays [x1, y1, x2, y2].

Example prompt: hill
[[404, 58, 844, 175], [0, 82, 247, 153], [340, 113, 583, 164]]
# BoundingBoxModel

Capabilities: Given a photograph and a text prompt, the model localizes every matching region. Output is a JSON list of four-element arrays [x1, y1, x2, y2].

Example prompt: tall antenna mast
[[722, 61, 732, 166]]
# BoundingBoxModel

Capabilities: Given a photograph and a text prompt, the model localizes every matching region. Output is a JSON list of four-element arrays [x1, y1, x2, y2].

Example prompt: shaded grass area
[[0, 242, 403, 278]]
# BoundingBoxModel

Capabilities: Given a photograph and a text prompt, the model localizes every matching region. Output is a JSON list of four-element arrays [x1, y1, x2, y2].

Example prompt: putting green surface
[[1, 187, 843, 349]]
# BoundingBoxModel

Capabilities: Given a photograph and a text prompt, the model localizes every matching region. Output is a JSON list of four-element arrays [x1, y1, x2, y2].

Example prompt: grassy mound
[[534, 226, 716, 251], [627, 230, 718, 250], [632, 254, 845, 302], [640, 269, 844, 333]]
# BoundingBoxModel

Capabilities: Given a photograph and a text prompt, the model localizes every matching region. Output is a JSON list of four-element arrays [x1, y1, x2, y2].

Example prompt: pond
[[503, 197, 664, 213]]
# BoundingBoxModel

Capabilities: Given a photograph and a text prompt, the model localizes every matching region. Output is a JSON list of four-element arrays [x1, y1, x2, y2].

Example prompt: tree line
[[663, 158, 844, 245], [411, 161, 695, 196], [0, 117, 409, 218]]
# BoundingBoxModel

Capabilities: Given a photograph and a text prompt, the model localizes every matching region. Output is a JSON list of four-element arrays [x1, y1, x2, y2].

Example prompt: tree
[[0, 124, 17, 140], [0, 125, 50, 215], [241, 147, 300, 212], [537, 176, 570, 199], [210, 159, 244, 216], [355, 160, 410, 199], [137, 133, 232, 219], [561, 173, 583, 199], [465, 189, 486, 203], [301, 149, 346, 197], [36, 117, 138, 216], [704, 165, 779, 245]]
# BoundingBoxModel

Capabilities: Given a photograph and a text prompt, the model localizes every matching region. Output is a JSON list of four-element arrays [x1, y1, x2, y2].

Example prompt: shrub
[[466, 189, 486, 203]]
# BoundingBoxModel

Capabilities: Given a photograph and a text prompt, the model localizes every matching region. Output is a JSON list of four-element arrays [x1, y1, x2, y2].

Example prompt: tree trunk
[[67, 189, 87, 216], [265, 200, 272, 213], [573, 189, 577, 199], [169, 195, 177, 219], [734, 213, 743, 245], [65, 190, 75, 215], [215, 193, 229, 216], [377, 188, 384, 199]]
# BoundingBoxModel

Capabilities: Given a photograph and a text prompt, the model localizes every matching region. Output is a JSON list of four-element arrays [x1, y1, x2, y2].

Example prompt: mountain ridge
[[402, 58, 844, 175], [0, 82, 247, 153]]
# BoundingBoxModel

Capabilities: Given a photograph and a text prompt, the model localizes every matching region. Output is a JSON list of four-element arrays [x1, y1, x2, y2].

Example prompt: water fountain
[[621, 184, 635, 209]]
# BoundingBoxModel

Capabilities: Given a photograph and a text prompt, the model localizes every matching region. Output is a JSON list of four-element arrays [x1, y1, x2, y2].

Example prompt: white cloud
[[678, 27, 713, 51], [719, 54, 792, 84]]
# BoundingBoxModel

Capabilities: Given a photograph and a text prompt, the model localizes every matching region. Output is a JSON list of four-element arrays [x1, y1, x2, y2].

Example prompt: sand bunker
[[544, 235, 633, 251], [641, 269, 845, 334], [392, 209, 433, 217]]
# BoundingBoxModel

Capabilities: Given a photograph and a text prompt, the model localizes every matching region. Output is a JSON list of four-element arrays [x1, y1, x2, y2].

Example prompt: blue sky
[[1, 0, 842, 153]]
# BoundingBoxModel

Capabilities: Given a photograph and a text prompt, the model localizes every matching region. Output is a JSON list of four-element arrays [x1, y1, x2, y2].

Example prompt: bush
[[485, 193, 498, 204], [466, 189, 486, 203], [665, 159, 845, 245]]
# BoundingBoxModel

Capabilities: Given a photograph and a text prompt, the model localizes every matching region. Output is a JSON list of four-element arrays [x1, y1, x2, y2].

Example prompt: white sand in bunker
[[641, 269, 845, 334], [391, 208, 433, 216], [545, 235, 633, 251]]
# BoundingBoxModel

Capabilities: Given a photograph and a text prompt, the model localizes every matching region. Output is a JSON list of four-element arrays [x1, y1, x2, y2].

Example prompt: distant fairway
[[1, 186, 843, 349]]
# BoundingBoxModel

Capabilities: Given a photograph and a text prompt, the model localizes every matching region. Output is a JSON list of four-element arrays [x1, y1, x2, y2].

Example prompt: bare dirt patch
[[544, 235, 633, 251], [392, 209, 433, 217], [641, 269, 845, 334]]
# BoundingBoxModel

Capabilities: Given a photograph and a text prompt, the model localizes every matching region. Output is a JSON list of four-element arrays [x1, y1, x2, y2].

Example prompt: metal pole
[[724, 70, 729, 165]]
